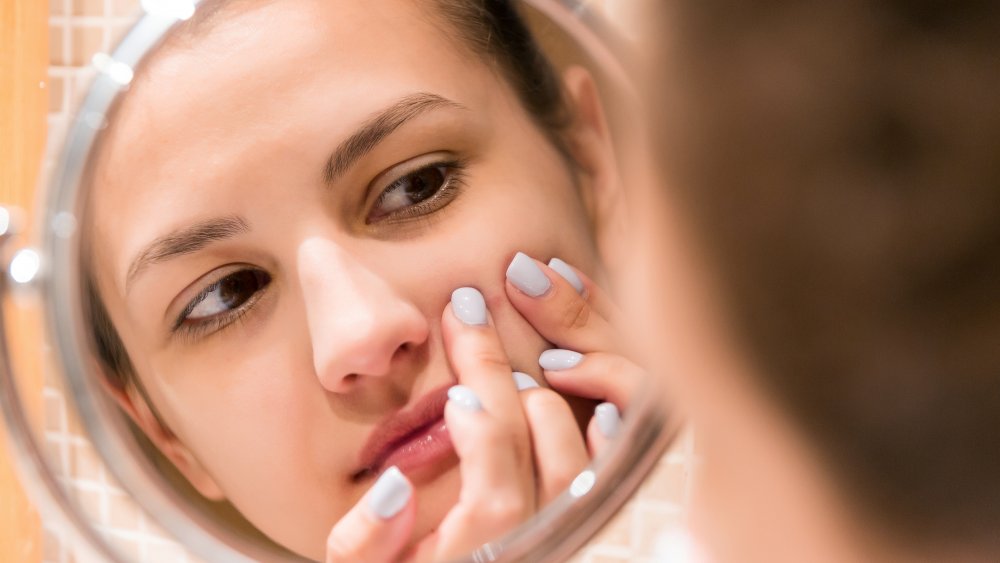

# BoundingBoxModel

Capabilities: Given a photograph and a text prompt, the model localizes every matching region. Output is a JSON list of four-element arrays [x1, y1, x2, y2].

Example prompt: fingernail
[[506, 252, 551, 297], [368, 466, 412, 519], [539, 349, 583, 371], [451, 287, 487, 326], [512, 371, 539, 391], [595, 402, 621, 439], [548, 258, 584, 294], [448, 385, 483, 411]]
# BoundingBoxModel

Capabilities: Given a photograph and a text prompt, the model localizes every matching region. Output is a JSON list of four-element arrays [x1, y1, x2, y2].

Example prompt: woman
[[636, 1, 1000, 561], [83, 0, 640, 560]]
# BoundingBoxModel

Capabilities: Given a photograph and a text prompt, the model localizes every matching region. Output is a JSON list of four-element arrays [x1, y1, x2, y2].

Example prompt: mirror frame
[[0, 1, 679, 560]]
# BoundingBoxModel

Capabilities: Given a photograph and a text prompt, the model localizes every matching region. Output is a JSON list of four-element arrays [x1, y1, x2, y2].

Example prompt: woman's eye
[[176, 268, 271, 331], [369, 163, 463, 221]]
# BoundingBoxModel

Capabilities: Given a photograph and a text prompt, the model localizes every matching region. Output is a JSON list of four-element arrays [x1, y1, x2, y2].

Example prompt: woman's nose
[[297, 237, 428, 393]]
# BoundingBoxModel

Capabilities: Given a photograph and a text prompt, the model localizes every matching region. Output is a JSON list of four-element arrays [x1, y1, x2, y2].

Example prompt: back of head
[[654, 0, 1000, 553]]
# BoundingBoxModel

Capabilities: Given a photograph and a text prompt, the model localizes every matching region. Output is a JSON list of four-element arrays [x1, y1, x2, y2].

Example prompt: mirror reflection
[[77, 0, 641, 559]]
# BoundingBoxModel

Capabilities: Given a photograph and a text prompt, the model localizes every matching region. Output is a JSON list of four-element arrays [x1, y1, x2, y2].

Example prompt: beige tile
[[71, 25, 106, 66], [71, 442, 104, 482], [637, 460, 688, 505], [107, 492, 141, 529], [74, 488, 103, 521], [633, 505, 684, 556], [44, 438, 69, 475], [587, 505, 632, 549], [113, 0, 141, 17], [44, 391, 64, 432], [49, 24, 67, 66], [50, 0, 67, 16], [73, 0, 107, 17], [47, 75, 65, 114], [585, 554, 634, 563], [146, 540, 190, 563]]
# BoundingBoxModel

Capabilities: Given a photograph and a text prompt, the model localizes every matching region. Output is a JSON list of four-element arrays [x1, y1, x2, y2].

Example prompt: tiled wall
[[42, 1, 693, 561]]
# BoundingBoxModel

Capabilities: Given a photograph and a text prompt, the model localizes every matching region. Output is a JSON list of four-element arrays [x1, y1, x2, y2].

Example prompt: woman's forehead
[[95, 0, 490, 197], [88, 0, 511, 292], [126, 0, 459, 117]]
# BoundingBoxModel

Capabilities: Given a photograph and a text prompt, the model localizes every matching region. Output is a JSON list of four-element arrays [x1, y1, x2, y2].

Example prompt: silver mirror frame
[[0, 1, 678, 560]]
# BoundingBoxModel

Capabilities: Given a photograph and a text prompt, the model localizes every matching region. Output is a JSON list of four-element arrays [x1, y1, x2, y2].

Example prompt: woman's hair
[[655, 0, 1000, 552], [87, 0, 572, 390]]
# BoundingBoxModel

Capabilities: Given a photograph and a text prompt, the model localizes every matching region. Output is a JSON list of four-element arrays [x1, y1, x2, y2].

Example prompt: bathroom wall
[[43, 1, 694, 561]]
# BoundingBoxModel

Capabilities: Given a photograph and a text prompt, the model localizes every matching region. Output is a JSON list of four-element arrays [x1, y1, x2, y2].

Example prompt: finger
[[505, 252, 619, 353], [442, 287, 531, 445], [444, 385, 532, 508], [326, 466, 416, 563], [539, 351, 642, 408], [408, 386, 534, 562], [586, 402, 622, 458], [515, 374, 590, 503], [549, 257, 619, 323]]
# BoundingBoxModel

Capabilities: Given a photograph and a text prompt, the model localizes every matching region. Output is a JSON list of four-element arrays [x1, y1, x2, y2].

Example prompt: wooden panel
[[0, 0, 49, 561]]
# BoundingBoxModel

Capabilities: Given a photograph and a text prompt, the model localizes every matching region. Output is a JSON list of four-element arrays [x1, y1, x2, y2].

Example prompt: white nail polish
[[512, 371, 540, 391], [539, 349, 583, 371], [506, 252, 551, 297], [548, 258, 584, 294], [452, 287, 487, 325], [368, 466, 412, 519], [448, 385, 483, 411], [595, 402, 621, 439]]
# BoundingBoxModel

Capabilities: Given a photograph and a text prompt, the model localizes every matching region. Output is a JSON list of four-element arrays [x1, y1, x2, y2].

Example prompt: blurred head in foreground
[[633, 1, 1000, 561]]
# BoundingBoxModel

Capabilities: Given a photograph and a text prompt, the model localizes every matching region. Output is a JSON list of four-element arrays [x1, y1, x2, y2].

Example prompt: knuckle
[[559, 297, 591, 331], [471, 347, 510, 371], [524, 388, 571, 417], [480, 495, 529, 525], [478, 421, 516, 449], [477, 421, 532, 470], [325, 534, 359, 562]]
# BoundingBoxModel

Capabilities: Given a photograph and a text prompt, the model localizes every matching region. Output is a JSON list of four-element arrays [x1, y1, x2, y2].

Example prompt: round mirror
[[1, 1, 677, 561]]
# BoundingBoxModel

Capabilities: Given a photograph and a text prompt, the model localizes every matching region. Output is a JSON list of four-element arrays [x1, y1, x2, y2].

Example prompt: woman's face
[[87, 0, 603, 558]]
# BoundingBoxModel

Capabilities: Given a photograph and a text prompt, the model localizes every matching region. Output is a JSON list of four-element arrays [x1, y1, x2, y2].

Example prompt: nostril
[[392, 342, 411, 363], [343, 373, 358, 385]]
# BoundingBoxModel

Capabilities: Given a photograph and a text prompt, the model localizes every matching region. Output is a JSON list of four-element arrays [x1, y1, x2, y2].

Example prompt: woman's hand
[[326, 284, 592, 562], [504, 252, 640, 457]]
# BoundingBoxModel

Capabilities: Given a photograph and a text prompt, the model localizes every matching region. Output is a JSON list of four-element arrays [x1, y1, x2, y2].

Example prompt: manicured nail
[[368, 466, 412, 519], [548, 258, 584, 294], [448, 385, 483, 411], [512, 371, 539, 391], [595, 402, 621, 439], [539, 349, 583, 371], [506, 252, 551, 297], [451, 287, 487, 326]]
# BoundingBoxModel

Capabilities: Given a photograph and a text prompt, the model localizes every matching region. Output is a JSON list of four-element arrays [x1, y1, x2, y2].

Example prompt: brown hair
[[87, 0, 573, 389], [655, 0, 1000, 552]]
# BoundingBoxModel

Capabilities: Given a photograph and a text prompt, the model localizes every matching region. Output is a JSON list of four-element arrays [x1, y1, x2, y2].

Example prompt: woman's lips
[[354, 385, 457, 481]]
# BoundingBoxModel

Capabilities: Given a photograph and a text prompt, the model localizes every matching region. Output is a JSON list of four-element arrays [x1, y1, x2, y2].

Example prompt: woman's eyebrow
[[125, 215, 250, 294], [323, 92, 467, 185]]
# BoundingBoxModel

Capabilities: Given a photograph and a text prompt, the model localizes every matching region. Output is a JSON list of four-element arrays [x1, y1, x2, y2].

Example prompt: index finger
[[441, 287, 530, 443]]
